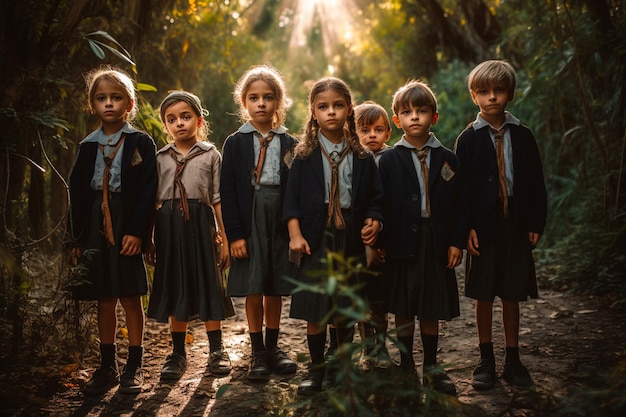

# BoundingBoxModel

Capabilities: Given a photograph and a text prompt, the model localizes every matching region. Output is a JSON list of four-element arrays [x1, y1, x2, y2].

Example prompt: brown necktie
[[99, 135, 126, 246], [414, 147, 431, 216], [320, 145, 351, 229], [489, 126, 509, 217], [254, 132, 276, 187], [168, 147, 204, 221]]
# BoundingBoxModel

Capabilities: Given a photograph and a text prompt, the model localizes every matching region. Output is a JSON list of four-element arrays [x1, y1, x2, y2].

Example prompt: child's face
[[162, 101, 201, 144], [243, 80, 277, 132], [392, 105, 438, 144], [357, 116, 390, 152], [91, 80, 133, 128], [470, 84, 510, 122], [312, 89, 352, 142]]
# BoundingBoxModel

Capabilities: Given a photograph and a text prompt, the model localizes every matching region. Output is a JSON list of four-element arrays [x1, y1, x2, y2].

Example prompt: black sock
[[421, 333, 438, 366], [100, 343, 117, 367], [327, 326, 338, 353], [127, 345, 143, 369], [250, 331, 265, 353], [172, 332, 186, 357], [479, 342, 495, 363], [505, 346, 520, 364], [398, 335, 415, 367], [307, 333, 326, 365], [265, 328, 279, 352], [207, 329, 223, 353]]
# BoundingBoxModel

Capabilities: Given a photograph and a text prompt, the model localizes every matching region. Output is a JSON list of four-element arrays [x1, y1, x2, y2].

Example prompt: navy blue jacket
[[454, 124, 547, 240], [378, 144, 468, 260], [220, 131, 297, 242], [283, 147, 384, 256], [68, 131, 157, 251]]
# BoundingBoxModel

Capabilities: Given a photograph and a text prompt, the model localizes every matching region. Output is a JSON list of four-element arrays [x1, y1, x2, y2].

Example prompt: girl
[[146, 91, 234, 380], [283, 77, 383, 395], [68, 66, 157, 395], [378, 80, 468, 396], [220, 65, 297, 381]]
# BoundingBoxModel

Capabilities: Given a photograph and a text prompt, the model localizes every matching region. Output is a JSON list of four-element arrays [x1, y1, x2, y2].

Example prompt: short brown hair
[[354, 101, 391, 132], [392, 80, 437, 116], [467, 60, 516, 101]]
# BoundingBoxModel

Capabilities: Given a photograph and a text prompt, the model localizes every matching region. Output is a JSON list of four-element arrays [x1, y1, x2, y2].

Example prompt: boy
[[454, 60, 547, 390], [378, 80, 467, 395]]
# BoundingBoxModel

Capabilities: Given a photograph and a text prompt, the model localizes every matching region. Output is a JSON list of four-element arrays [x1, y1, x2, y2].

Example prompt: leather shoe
[[161, 353, 187, 380], [209, 349, 232, 376], [472, 358, 496, 390], [423, 364, 457, 396], [247, 350, 270, 381], [83, 364, 119, 394], [269, 348, 297, 374], [297, 367, 324, 396], [502, 361, 534, 389]]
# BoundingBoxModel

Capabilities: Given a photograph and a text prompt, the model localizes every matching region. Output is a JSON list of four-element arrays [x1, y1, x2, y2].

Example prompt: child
[[67, 66, 157, 394], [454, 60, 547, 390], [378, 80, 467, 396], [146, 91, 235, 380], [220, 65, 298, 381], [284, 77, 384, 395], [354, 101, 392, 367]]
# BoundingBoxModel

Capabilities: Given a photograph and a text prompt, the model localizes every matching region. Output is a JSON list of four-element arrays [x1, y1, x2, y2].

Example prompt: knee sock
[[100, 343, 117, 368], [207, 329, 223, 353], [127, 345, 143, 370], [398, 335, 415, 367], [307, 333, 326, 365], [250, 331, 265, 353], [479, 342, 495, 363], [505, 346, 520, 364], [265, 328, 279, 352], [172, 332, 187, 357], [421, 333, 438, 366]]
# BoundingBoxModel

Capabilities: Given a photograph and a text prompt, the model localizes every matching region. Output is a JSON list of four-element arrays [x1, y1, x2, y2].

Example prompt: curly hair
[[295, 77, 366, 159]]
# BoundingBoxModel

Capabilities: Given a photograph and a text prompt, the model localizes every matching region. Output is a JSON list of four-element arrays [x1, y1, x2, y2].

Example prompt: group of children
[[67, 60, 547, 398]]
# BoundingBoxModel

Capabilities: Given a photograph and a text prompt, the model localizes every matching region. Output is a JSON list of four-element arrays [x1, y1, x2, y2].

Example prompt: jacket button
[[411, 194, 419, 201], [488, 175, 495, 182], [410, 224, 418, 232]]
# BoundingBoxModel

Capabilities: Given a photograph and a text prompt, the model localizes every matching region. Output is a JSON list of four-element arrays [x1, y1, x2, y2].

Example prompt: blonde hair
[[85, 66, 137, 120], [295, 77, 366, 159], [354, 101, 391, 132], [467, 60, 516, 101], [159, 90, 211, 143], [233, 64, 292, 128], [391, 79, 437, 116]]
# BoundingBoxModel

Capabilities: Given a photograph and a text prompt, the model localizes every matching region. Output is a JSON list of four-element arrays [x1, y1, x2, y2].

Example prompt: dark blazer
[[454, 123, 547, 240], [378, 144, 468, 260], [68, 131, 158, 251], [282, 147, 384, 256], [220, 131, 297, 242]]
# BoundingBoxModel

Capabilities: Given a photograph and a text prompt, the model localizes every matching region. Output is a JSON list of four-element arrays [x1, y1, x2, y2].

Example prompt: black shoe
[[161, 353, 187, 380], [423, 365, 457, 396], [119, 366, 143, 394], [297, 367, 325, 396], [83, 365, 120, 394], [268, 348, 297, 374], [247, 350, 270, 381], [472, 359, 496, 390], [209, 349, 232, 376], [502, 361, 534, 389]]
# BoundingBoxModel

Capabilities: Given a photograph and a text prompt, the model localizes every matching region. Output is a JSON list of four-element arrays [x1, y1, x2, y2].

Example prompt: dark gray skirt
[[227, 186, 293, 296], [147, 200, 234, 323], [71, 192, 148, 301], [385, 218, 460, 321], [465, 204, 538, 302]]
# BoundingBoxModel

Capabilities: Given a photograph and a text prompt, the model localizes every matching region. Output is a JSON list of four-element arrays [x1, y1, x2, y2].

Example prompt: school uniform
[[147, 141, 234, 323], [219, 123, 297, 296], [454, 112, 547, 302], [378, 133, 467, 321], [283, 135, 384, 323], [68, 123, 157, 300]]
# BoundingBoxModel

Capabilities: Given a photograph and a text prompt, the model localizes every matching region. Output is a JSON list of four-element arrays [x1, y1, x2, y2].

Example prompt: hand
[[229, 239, 249, 259], [144, 241, 156, 266], [361, 218, 381, 246], [467, 229, 480, 256], [529, 232, 541, 248], [219, 237, 230, 269], [289, 235, 311, 255], [372, 247, 386, 265], [120, 235, 142, 256], [446, 246, 463, 269]]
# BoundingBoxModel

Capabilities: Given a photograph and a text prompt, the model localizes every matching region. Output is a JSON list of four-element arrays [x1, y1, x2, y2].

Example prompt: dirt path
[[3, 265, 626, 417]]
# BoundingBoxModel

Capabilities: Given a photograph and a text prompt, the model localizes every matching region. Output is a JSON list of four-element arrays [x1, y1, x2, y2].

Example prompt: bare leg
[[119, 296, 144, 346]]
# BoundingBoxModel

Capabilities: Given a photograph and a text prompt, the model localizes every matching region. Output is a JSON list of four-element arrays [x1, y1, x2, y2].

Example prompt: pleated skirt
[[147, 200, 234, 323], [71, 192, 148, 301]]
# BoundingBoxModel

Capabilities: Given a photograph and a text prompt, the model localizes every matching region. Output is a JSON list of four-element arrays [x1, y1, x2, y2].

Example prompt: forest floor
[[2, 262, 626, 417]]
